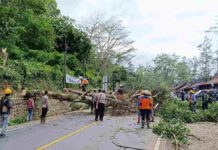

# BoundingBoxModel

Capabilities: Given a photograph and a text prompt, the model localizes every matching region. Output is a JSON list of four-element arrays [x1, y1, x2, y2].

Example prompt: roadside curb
[[154, 137, 161, 150]]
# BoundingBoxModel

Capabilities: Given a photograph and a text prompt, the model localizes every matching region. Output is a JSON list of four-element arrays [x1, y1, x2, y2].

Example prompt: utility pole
[[63, 39, 68, 88]]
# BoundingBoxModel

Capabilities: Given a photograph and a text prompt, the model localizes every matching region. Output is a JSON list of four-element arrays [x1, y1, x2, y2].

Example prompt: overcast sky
[[56, 0, 218, 66]]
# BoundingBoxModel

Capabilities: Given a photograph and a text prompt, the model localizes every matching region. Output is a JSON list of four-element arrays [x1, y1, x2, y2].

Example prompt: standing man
[[0, 88, 12, 137], [202, 91, 209, 111], [41, 91, 49, 124], [190, 90, 197, 112], [27, 94, 35, 121], [95, 89, 106, 121], [94, 90, 99, 121], [131, 90, 141, 124], [139, 90, 153, 129], [148, 93, 154, 122], [90, 89, 98, 114]]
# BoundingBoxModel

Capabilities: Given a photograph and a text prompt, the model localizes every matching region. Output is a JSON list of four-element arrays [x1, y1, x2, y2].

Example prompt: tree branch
[[112, 142, 146, 150]]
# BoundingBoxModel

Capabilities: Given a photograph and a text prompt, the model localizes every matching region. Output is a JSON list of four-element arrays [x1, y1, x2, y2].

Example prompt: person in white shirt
[[41, 91, 49, 124], [95, 89, 106, 121]]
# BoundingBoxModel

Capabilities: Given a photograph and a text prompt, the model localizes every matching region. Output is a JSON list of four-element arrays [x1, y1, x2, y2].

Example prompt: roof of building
[[189, 82, 206, 88]]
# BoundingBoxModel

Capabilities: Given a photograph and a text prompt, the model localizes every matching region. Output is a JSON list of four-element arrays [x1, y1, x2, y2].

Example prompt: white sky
[[56, 0, 218, 66]]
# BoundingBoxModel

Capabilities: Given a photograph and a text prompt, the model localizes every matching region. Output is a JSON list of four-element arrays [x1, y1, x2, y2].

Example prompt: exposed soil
[[187, 122, 218, 150], [159, 122, 218, 150]]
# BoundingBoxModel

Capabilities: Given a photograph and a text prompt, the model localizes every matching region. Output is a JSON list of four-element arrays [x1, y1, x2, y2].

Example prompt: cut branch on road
[[112, 141, 146, 150]]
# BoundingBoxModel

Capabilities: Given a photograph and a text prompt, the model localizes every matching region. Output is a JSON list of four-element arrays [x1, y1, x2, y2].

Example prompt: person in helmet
[[139, 90, 153, 129], [0, 88, 12, 137]]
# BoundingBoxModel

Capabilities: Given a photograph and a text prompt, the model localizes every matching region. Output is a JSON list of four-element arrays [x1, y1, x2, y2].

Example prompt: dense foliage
[[0, 0, 139, 91], [153, 119, 190, 145], [0, 0, 96, 90], [160, 100, 218, 123]]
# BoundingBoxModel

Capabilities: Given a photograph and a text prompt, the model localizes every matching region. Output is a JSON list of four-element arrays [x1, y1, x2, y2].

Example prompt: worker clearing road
[[116, 85, 124, 101], [79, 77, 89, 92], [139, 90, 153, 129]]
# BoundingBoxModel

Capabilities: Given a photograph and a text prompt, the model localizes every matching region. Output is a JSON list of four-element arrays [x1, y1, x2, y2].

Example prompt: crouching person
[[0, 88, 12, 137], [139, 90, 153, 129]]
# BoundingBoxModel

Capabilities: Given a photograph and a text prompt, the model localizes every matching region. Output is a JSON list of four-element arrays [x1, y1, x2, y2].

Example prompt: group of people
[[87, 89, 106, 121], [0, 88, 49, 138], [175, 89, 217, 112], [79, 76, 107, 121]]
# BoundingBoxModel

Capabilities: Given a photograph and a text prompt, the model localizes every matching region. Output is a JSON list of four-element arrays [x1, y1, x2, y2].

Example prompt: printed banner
[[66, 74, 81, 84]]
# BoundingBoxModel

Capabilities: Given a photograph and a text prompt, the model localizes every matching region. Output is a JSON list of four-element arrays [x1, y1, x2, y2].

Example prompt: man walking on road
[[139, 90, 153, 129], [41, 91, 49, 124], [95, 89, 106, 121], [0, 88, 12, 137]]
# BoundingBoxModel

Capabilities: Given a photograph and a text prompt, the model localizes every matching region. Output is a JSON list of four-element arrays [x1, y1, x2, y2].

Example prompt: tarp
[[66, 74, 81, 84]]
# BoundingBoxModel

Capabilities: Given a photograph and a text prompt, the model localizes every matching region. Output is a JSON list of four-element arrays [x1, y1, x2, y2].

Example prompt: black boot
[[147, 121, 150, 129], [141, 120, 145, 128]]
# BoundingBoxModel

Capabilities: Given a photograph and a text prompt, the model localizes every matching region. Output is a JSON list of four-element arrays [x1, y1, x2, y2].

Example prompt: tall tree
[[188, 57, 199, 81], [153, 54, 177, 84], [80, 15, 135, 76], [198, 36, 213, 80], [213, 49, 218, 73]]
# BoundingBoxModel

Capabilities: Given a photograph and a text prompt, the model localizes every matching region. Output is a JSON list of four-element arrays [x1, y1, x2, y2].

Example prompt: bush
[[153, 119, 190, 145], [159, 100, 218, 123], [159, 100, 196, 123]]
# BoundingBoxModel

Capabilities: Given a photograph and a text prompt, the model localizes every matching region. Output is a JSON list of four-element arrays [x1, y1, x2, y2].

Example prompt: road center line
[[36, 122, 97, 150]]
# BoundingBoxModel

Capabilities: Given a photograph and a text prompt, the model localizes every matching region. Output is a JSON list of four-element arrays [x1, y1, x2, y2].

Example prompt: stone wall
[[10, 97, 72, 120], [10, 98, 26, 119]]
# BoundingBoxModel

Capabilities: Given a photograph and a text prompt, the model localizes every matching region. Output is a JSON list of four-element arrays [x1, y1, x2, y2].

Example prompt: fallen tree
[[25, 88, 132, 115]]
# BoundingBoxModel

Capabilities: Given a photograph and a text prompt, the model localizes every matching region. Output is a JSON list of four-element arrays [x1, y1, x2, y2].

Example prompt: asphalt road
[[0, 113, 158, 150]]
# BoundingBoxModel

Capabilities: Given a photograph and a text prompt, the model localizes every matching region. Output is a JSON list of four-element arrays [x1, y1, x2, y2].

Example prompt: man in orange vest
[[139, 90, 153, 129], [79, 77, 89, 92]]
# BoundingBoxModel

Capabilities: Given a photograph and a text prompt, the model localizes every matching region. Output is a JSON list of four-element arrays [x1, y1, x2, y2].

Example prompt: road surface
[[0, 113, 158, 150]]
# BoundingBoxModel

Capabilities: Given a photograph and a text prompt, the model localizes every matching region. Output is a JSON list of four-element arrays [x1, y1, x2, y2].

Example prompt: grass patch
[[9, 115, 27, 126]]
